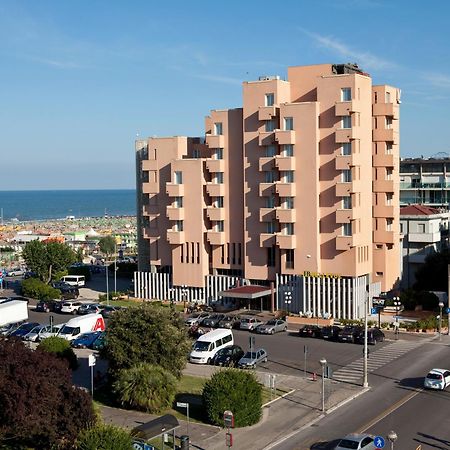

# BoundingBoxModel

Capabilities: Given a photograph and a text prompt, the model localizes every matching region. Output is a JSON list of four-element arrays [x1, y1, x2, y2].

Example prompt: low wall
[[287, 316, 334, 327]]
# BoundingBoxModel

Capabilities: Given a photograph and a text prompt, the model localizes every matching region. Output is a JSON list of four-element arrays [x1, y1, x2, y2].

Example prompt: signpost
[[304, 345, 308, 378], [249, 336, 255, 363], [372, 298, 385, 328], [223, 410, 234, 449], [88, 354, 96, 396], [176, 401, 190, 435], [374, 436, 385, 448]]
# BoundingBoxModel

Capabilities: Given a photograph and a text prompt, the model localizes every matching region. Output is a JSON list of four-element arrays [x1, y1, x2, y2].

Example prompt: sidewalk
[[101, 363, 365, 450]]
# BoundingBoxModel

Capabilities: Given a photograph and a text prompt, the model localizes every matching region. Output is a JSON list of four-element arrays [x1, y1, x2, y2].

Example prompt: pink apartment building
[[135, 63, 401, 319]]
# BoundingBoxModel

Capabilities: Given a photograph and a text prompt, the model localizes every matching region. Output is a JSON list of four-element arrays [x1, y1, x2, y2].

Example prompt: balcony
[[373, 129, 398, 142], [142, 182, 159, 194], [373, 179, 395, 193], [259, 157, 275, 172], [335, 128, 360, 143], [276, 234, 296, 249], [275, 182, 296, 197], [335, 182, 352, 197], [166, 183, 184, 197], [166, 206, 184, 221], [276, 208, 296, 223], [260, 233, 276, 248], [275, 130, 296, 145], [207, 231, 226, 245], [259, 207, 276, 222], [259, 131, 275, 146], [143, 227, 158, 239], [336, 235, 356, 251], [142, 204, 159, 216], [335, 155, 353, 170], [335, 209, 354, 223], [206, 207, 226, 221], [373, 205, 395, 218], [142, 160, 158, 171], [373, 103, 399, 119], [205, 134, 225, 148], [205, 182, 225, 197], [167, 230, 185, 245], [205, 159, 225, 173], [258, 105, 278, 121], [373, 230, 396, 245], [275, 156, 296, 171], [259, 182, 275, 197], [373, 153, 395, 167], [335, 100, 360, 116]]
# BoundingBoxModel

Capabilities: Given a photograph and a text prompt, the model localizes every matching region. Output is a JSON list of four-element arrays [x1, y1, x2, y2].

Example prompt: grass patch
[[261, 386, 289, 404]]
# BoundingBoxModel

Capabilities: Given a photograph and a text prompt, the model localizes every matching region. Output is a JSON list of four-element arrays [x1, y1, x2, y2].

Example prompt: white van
[[58, 313, 105, 341], [189, 329, 234, 364], [61, 275, 85, 287]]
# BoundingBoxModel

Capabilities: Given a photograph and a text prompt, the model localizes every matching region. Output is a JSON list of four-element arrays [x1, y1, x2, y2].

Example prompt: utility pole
[[363, 286, 369, 388]]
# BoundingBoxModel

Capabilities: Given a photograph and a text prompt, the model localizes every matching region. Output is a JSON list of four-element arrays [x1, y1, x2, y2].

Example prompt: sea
[[0, 189, 136, 222]]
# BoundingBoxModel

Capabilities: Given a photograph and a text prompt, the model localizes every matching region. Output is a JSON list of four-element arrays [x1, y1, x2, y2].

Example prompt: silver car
[[255, 319, 287, 334], [335, 434, 375, 449], [185, 313, 210, 326], [238, 348, 268, 369], [239, 317, 263, 331]]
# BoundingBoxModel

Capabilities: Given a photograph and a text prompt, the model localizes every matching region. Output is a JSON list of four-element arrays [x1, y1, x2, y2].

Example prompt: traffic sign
[[88, 354, 96, 367], [372, 298, 385, 307], [176, 402, 188, 408], [371, 307, 378, 315], [374, 436, 385, 448], [445, 307, 450, 314], [223, 410, 234, 428]]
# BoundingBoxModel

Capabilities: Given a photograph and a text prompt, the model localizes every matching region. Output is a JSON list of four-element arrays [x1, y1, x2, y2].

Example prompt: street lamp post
[[284, 291, 292, 316], [182, 284, 188, 313], [439, 301, 444, 340], [105, 263, 109, 306], [387, 430, 398, 450], [363, 287, 369, 388], [319, 358, 327, 413], [393, 297, 401, 340]]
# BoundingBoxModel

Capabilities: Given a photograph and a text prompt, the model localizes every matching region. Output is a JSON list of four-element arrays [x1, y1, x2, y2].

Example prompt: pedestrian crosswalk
[[332, 339, 425, 383]]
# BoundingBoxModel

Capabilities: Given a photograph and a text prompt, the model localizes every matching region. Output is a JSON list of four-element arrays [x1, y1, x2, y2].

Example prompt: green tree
[[113, 363, 177, 413], [22, 240, 76, 283], [102, 303, 190, 378], [413, 248, 450, 293], [202, 369, 262, 427], [38, 336, 78, 370], [21, 278, 61, 300], [98, 236, 116, 260], [77, 424, 133, 450]]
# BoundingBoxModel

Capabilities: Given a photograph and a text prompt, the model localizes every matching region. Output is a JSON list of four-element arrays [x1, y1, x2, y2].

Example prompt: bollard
[[312, 372, 317, 381]]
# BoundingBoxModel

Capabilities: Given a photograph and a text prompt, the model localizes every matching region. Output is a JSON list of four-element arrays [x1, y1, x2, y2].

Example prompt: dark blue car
[[71, 331, 103, 349], [9, 322, 40, 339]]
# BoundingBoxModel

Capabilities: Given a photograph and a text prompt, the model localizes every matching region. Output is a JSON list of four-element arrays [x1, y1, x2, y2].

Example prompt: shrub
[[113, 363, 177, 413], [38, 336, 78, 370], [77, 424, 133, 450], [21, 277, 61, 300], [202, 369, 262, 427]]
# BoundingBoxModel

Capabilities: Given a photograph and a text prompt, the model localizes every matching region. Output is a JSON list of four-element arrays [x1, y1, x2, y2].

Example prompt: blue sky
[[1, 0, 449, 190]]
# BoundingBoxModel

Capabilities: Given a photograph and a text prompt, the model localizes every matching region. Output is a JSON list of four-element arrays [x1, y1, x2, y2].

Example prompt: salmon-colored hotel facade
[[135, 63, 400, 319]]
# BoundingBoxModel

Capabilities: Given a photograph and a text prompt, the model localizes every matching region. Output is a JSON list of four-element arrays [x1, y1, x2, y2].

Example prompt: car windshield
[[338, 439, 359, 449], [219, 348, 233, 356], [427, 373, 443, 380], [243, 352, 257, 359], [241, 319, 250, 323], [266, 320, 276, 325], [193, 341, 211, 352], [59, 326, 76, 335], [19, 323, 37, 332]]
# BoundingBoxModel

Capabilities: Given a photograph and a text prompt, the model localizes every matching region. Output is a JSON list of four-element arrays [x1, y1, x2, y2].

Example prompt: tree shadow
[[174, 393, 207, 422]]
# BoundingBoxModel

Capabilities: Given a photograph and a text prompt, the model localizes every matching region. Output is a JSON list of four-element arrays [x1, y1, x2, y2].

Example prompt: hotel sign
[[303, 271, 341, 279]]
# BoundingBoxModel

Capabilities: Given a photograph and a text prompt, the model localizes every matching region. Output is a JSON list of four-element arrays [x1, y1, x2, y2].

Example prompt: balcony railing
[[167, 230, 185, 245], [205, 159, 225, 173], [276, 234, 296, 249], [206, 206, 226, 221], [206, 231, 226, 245], [205, 183, 225, 197], [373, 103, 399, 119], [258, 105, 278, 121], [166, 183, 184, 197], [335, 100, 360, 116], [258, 131, 275, 146], [260, 233, 276, 248], [259, 157, 275, 172], [274, 156, 296, 171], [400, 182, 450, 189], [274, 130, 295, 145], [205, 134, 225, 148], [259, 207, 276, 222], [166, 206, 184, 221], [275, 208, 296, 223]]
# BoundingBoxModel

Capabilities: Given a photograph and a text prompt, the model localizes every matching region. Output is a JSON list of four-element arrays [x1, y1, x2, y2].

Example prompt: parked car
[[255, 319, 287, 335], [100, 305, 121, 318], [299, 325, 322, 338], [239, 317, 263, 331], [211, 345, 245, 367], [185, 313, 210, 327], [0, 321, 26, 336], [71, 331, 103, 349], [321, 325, 342, 341], [217, 315, 241, 329], [24, 324, 54, 342], [338, 325, 363, 343], [355, 328, 385, 345], [200, 314, 226, 328], [61, 301, 84, 315], [51, 282, 79, 300], [36, 300, 62, 313], [238, 348, 268, 369], [78, 303, 100, 315], [335, 434, 376, 449], [424, 368, 450, 390], [92, 332, 106, 350], [39, 323, 64, 340], [7, 268, 25, 277], [9, 322, 40, 339], [6, 296, 29, 303]]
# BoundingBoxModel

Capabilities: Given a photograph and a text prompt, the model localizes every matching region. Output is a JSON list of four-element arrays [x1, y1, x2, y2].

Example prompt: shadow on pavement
[[414, 432, 450, 449], [310, 439, 341, 449], [397, 376, 424, 389]]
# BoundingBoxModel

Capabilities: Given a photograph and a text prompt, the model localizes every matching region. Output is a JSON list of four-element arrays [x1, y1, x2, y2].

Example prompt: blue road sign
[[374, 436, 385, 448], [445, 307, 450, 314], [371, 307, 378, 315]]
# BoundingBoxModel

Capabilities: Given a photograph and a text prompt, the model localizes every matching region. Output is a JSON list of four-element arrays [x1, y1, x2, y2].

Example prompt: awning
[[132, 414, 179, 441], [218, 285, 272, 299]]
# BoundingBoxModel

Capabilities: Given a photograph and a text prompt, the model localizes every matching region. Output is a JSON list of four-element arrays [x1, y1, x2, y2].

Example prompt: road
[[267, 337, 450, 449]]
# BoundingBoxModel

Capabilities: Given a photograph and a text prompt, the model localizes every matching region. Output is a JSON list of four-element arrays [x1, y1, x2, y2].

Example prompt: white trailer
[[0, 300, 29, 327]]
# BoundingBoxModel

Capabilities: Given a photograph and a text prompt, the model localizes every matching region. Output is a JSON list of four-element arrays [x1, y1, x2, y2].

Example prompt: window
[[400, 223, 404, 234], [265, 170, 276, 183], [286, 249, 294, 269], [386, 168, 393, 180], [214, 148, 223, 160], [343, 223, 352, 236], [266, 196, 276, 208], [214, 122, 223, 135], [418, 223, 425, 233], [341, 88, 352, 101], [386, 193, 393, 205], [175, 220, 183, 232], [283, 171, 294, 183], [386, 117, 393, 129], [284, 223, 294, 235], [267, 221, 277, 234], [282, 197, 294, 209], [342, 169, 352, 182], [216, 172, 224, 183], [284, 117, 294, 131], [342, 196, 352, 209], [265, 119, 276, 132], [342, 116, 352, 129], [216, 221, 224, 232], [385, 91, 391, 103], [174, 196, 183, 208], [386, 142, 393, 154], [342, 143, 352, 155], [192, 149, 201, 158], [174, 171, 183, 184], [215, 196, 224, 208], [267, 246, 276, 267], [284, 144, 294, 157], [265, 145, 277, 157], [265, 93, 274, 106], [386, 218, 393, 231]]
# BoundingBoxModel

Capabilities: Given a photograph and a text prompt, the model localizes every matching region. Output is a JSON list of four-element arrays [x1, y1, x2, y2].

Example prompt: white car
[[239, 317, 263, 331], [7, 268, 25, 277], [424, 368, 450, 390], [335, 434, 375, 449], [39, 323, 64, 340], [61, 301, 84, 315]]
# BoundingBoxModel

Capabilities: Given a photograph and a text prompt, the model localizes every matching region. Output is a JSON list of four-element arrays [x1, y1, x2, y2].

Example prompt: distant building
[[400, 156, 450, 208], [135, 62, 401, 319], [400, 204, 450, 288]]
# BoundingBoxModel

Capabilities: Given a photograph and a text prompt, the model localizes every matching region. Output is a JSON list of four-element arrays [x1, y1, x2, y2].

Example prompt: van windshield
[[59, 326, 80, 336], [193, 341, 211, 352]]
